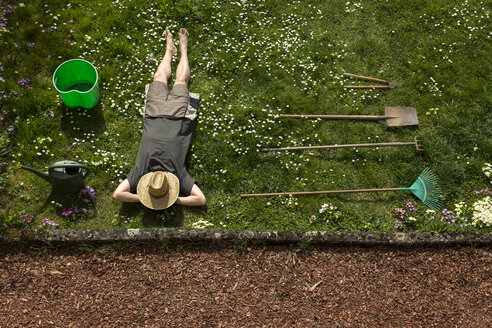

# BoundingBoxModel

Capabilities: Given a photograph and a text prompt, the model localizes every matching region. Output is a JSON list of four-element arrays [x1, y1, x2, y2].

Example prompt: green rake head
[[401, 168, 443, 211]]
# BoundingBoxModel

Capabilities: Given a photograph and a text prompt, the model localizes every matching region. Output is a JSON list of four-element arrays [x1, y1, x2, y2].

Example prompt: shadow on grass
[[60, 102, 106, 137], [40, 190, 98, 223], [118, 203, 186, 228]]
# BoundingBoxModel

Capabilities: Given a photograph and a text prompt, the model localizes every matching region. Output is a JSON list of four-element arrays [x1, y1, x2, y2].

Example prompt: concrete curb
[[1, 228, 491, 246]]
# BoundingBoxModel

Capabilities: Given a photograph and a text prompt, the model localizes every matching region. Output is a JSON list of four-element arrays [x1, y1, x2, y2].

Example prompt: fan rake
[[241, 168, 443, 211]]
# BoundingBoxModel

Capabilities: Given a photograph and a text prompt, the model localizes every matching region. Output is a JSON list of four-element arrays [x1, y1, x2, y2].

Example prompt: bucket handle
[[48, 163, 90, 178]]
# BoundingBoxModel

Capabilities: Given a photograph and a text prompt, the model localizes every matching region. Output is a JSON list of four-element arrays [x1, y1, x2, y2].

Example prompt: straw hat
[[137, 171, 179, 210]]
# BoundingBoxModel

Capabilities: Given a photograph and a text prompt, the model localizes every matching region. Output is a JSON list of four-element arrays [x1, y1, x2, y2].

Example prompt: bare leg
[[174, 28, 190, 87], [153, 29, 177, 85]]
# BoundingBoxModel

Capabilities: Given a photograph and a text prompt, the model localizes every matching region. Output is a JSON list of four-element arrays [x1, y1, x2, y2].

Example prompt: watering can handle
[[48, 163, 90, 178]]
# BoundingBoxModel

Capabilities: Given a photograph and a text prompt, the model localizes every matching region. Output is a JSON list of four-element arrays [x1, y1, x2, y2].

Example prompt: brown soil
[[1, 244, 491, 327]]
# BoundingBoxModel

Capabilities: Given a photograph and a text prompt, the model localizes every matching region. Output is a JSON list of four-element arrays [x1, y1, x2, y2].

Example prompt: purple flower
[[26, 42, 35, 47], [70, 29, 75, 34], [17, 78, 32, 89], [42, 219, 58, 228], [78, 186, 96, 202], [21, 214, 34, 224], [62, 208, 73, 216], [394, 220, 403, 229], [8, 125, 14, 132], [394, 207, 406, 219], [0, 77, 4, 83], [0, 62, 3, 71], [440, 209, 456, 223]]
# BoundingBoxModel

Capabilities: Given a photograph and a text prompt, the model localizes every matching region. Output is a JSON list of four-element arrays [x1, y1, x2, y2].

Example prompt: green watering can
[[22, 161, 90, 193]]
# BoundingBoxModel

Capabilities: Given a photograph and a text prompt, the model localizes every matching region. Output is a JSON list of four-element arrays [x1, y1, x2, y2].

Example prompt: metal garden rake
[[241, 168, 443, 211]]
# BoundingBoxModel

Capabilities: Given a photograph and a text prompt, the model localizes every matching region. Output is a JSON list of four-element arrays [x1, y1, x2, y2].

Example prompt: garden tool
[[279, 106, 419, 127], [22, 160, 90, 193], [343, 73, 402, 89], [262, 136, 424, 152], [241, 168, 443, 211]]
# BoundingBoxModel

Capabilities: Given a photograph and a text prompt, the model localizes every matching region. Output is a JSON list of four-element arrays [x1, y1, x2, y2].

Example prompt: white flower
[[454, 201, 466, 216], [471, 196, 492, 227], [191, 219, 214, 228], [482, 163, 492, 182], [408, 217, 417, 221]]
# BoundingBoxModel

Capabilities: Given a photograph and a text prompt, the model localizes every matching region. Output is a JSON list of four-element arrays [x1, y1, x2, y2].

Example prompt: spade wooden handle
[[279, 114, 387, 120]]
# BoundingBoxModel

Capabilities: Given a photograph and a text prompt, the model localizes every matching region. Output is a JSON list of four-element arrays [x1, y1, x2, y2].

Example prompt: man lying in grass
[[113, 28, 206, 209]]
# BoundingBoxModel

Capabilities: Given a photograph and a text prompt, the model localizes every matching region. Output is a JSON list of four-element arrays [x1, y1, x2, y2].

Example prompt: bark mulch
[[0, 243, 490, 327]]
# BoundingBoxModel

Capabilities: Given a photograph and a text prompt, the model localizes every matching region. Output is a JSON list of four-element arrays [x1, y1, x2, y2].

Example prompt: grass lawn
[[0, 0, 491, 232]]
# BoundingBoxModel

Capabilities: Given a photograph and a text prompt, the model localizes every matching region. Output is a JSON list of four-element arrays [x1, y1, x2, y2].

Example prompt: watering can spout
[[21, 166, 50, 181]]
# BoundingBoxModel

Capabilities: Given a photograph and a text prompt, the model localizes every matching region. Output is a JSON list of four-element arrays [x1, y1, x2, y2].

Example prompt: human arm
[[113, 179, 140, 203], [175, 184, 206, 206]]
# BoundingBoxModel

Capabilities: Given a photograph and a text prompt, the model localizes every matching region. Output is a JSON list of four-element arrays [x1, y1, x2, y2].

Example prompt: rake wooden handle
[[241, 188, 402, 197], [343, 73, 389, 84], [344, 85, 390, 89], [262, 142, 416, 152], [279, 114, 389, 120]]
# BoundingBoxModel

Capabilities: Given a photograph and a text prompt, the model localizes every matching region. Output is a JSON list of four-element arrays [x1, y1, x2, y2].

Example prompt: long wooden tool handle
[[262, 142, 415, 152], [343, 73, 389, 84], [241, 188, 402, 197], [344, 85, 390, 89], [279, 114, 388, 121]]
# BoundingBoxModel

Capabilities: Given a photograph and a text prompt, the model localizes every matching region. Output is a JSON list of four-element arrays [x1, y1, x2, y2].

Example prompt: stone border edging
[[1, 228, 491, 246]]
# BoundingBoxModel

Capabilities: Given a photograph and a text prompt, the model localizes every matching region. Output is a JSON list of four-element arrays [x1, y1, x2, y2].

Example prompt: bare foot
[[165, 29, 177, 55], [179, 28, 189, 52]]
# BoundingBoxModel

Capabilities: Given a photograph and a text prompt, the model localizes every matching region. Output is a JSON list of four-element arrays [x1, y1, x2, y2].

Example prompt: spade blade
[[385, 106, 419, 127]]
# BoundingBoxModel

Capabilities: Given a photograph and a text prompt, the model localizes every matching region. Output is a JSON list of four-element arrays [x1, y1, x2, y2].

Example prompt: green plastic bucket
[[52, 59, 100, 109]]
